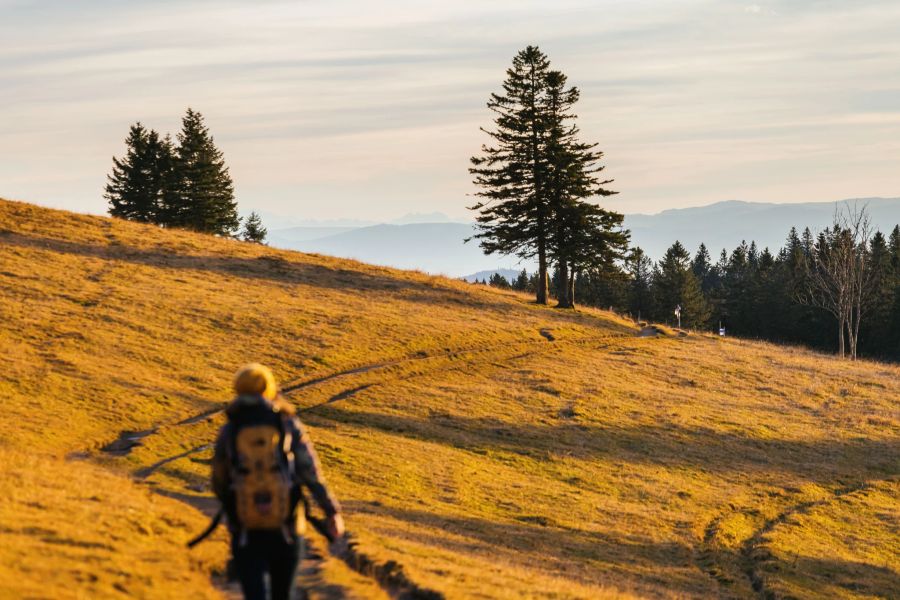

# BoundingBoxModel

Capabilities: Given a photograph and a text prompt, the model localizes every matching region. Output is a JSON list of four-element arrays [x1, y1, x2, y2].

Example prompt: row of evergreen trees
[[105, 109, 266, 243], [488, 223, 900, 360], [469, 46, 628, 308]]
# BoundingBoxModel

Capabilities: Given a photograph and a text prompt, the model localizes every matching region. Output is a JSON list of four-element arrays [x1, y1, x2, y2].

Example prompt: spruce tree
[[753, 248, 779, 339], [654, 241, 711, 328], [156, 134, 180, 226], [863, 231, 894, 355], [489, 273, 511, 289], [626, 247, 655, 320], [541, 69, 624, 308], [470, 46, 553, 304], [169, 108, 239, 235], [691, 244, 711, 282], [241, 211, 268, 244], [553, 201, 628, 307], [723, 241, 755, 334], [889, 227, 900, 359], [889, 225, 900, 276], [105, 123, 171, 223], [513, 269, 530, 291]]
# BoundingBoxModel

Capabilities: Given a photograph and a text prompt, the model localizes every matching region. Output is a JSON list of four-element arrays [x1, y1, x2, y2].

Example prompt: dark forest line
[[485, 218, 900, 361]]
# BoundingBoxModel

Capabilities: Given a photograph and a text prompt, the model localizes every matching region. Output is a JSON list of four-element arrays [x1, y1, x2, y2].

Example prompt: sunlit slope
[[1, 198, 897, 599]]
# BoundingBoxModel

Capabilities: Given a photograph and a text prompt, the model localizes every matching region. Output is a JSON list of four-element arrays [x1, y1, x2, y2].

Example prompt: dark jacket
[[211, 394, 341, 534]]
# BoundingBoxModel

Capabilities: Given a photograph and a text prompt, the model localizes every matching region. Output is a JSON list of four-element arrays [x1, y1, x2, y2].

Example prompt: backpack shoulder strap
[[276, 410, 297, 482]]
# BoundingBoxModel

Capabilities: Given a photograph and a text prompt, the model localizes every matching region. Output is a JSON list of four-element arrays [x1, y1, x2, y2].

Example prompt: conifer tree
[[241, 211, 267, 244], [470, 46, 553, 304], [489, 273, 511, 289], [691, 243, 710, 279], [863, 231, 894, 354], [553, 201, 628, 307], [155, 134, 180, 225], [105, 123, 172, 223], [626, 247, 654, 320], [654, 241, 711, 328], [888, 225, 900, 283], [541, 69, 625, 308], [168, 108, 239, 235], [888, 226, 900, 356], [753, 247, 780, 338], [513, 269, 530, 291], [470, 49, 625, 307]]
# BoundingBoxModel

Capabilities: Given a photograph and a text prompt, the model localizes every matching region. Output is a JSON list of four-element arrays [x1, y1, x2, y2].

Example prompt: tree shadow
[[343, 499, 701, 594], [769, 556, 900, 597], [310, 407, 900, 484], [0, 231, 519, 313]]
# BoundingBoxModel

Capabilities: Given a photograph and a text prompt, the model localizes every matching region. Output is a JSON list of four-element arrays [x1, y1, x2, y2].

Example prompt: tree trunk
[[536, 237, 549, 305], [838, 316, 845, 358], [556, 259, 571, 308], [849, 304, 861, 360], [568, 271, 576, 309]]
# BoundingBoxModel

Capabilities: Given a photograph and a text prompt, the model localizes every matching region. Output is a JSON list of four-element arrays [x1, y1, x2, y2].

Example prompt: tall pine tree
[[541, 69, 624, 308], [469, 46, 553, 304], [626, 247, 655, 320], [168, 108, 239, 235], [470, 48, 625, 307], [105, 123, 172, 223]]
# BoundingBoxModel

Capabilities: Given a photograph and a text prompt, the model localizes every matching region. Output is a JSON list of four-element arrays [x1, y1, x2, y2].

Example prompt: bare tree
[[845, 207, 876, 359], [800, 203, 875, 359]]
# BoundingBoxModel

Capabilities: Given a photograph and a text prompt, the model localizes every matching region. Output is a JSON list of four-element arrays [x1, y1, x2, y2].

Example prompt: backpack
[[228, 404, 296, 531]]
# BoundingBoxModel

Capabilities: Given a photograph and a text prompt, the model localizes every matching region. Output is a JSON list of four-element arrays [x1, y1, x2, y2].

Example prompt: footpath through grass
[[1, 198, 897, 599]]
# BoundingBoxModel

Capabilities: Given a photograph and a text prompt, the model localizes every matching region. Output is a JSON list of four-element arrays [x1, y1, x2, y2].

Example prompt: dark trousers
[[231, 530, 304, 600]]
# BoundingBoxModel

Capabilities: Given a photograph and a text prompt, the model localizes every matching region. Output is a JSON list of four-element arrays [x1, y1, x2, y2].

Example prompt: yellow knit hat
[[233, 363, 278, 401]]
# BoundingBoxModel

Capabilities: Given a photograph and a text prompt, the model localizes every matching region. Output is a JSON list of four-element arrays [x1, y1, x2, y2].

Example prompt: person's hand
[[327, 513, 345, 540]]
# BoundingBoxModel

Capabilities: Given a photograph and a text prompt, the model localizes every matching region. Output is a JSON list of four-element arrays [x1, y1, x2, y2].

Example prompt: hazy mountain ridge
[[462, 269, 523, 283], [268, 198, 900, 275], [272, 222, 529, 276], [627, 197, 900, 258]]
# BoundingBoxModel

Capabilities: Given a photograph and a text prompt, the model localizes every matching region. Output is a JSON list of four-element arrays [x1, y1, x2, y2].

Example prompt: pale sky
[[2, 0, 899, 223]]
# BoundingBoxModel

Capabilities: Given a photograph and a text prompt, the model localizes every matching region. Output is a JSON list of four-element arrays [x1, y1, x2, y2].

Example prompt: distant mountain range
[[626, 198, 900, 259], [462, 269, 523, 283], [272, 222, 527, 276], [267, 198, 900, 277]]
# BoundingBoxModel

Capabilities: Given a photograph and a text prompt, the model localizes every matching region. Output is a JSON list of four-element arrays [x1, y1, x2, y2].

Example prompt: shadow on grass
[[344, 500, 699, 593], [765, 556, 900, 597], [310, 407, 900, 483], [0, 231, 516, 313]]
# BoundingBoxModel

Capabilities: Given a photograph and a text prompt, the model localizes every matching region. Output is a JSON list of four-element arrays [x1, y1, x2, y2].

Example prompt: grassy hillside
[[1, 198, 897, 599]]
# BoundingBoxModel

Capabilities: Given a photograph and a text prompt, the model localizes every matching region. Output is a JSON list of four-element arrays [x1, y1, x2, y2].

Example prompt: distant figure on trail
[[211, 363, 344, 600]]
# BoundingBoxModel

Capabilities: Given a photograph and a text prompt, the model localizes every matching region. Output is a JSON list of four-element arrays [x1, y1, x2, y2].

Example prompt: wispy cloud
[[1, 0, 899, 220], [744, 4, 778, 16]]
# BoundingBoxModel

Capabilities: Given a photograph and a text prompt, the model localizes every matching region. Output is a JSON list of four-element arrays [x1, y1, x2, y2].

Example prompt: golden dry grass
[[1, 197, 897, 599]]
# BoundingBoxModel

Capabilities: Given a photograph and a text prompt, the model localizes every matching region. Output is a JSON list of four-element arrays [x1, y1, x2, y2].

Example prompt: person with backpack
[[211, 363, 344, 600]]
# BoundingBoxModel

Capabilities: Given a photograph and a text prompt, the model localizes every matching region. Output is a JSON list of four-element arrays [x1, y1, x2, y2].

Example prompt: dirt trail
[[162, 490, 351, 600], [280, 328, 562, 395], [698, 479, 890, 599], [97, 326, 638, 598], [102, 329, 577, 454]]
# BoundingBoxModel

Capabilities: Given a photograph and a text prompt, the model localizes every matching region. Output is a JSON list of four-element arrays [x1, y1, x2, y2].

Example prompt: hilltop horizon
[[14, 194, 897, 277], [258, 197, 900, 277], [258, 197, 900, 228]]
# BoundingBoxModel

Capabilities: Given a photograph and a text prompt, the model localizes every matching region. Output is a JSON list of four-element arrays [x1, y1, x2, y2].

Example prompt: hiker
[[211, 363, 344, 600]]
